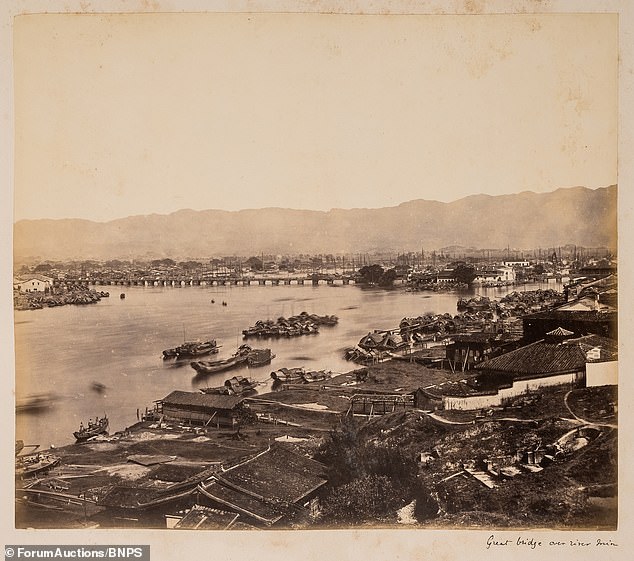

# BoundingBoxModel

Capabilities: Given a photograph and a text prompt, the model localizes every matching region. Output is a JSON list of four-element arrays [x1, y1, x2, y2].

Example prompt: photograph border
[[2, 1, 632, 560]]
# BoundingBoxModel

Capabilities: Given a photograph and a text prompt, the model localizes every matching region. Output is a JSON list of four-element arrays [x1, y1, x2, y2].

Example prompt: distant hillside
[[13, 186, 617, 260]]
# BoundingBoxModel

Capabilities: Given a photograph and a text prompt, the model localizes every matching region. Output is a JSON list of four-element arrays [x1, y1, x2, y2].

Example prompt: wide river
[[14, 281, 557, 448]]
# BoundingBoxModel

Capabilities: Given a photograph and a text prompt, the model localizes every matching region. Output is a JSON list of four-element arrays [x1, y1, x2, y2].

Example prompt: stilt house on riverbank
[[445, 332, 522, 372], [159, 391, 250, 428]]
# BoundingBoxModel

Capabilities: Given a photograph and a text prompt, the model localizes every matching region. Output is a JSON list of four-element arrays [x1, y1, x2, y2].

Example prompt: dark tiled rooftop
[[475, 335, 617, 376], [161, 390, 245, 410]]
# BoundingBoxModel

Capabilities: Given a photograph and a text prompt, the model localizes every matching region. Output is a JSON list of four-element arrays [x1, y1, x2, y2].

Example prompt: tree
[[453, 263, 477, 286], [151, 258, 176, 268], [358, 264, 384, 284], [379, 268, 397, 287], [179, 260, 202, 271], [321, 475, 408, 524], [245, 256, 263, 271], [316, 417, 418, 486]]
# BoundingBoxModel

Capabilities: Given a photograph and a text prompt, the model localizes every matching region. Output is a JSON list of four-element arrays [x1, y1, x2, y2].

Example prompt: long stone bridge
[[53, 274, 364, 288]]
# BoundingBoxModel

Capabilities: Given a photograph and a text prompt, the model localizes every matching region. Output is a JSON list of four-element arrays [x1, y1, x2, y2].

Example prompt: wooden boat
[[201, 376, 258, 396], [74, 415, 109, 442], [190, 343, 254, 375], [301, 370, 332, 383], [163, 340, 219, 360], [270, 367, 305, 383], [16, 451, 61, 479], [191, 354, 248, 375], [246, 348, 275, 367]]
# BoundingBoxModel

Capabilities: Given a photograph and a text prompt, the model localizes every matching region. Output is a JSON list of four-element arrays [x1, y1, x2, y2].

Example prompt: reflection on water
[[14, 282, 557, 447]]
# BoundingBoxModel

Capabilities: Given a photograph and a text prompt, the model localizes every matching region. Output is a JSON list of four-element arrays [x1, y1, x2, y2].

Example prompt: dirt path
[[246, 397, 342, 414], [421, 411, 473, 425], [563, 391, 618, 429]]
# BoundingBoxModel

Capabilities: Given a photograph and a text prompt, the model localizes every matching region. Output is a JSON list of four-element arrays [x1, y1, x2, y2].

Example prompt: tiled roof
[[200, 480, 283, 524], [449, 332, 521, 344], [361, 332, 384, 344], [219, 444, 326, 504], [525, 309, 617, 321], [570, 335, 619, 362], [174, 505, 239, 530], [450, 333, 498, 344], [161, 390, 245, 410], [475, 335, 617, 376], [546, 327, 575, 336], [199, 444, 327, 525]]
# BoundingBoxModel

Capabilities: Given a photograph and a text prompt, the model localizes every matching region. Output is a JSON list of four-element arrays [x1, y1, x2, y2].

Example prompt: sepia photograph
[[2, 1, 632, 560]]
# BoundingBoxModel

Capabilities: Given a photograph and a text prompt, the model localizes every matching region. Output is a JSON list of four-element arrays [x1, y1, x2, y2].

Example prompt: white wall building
[[15, 275, 53, 293], [475, 265, 515, 284]]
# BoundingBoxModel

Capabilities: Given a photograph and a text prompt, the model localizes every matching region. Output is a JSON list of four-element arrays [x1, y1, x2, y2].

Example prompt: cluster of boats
[[162, 339, 219, 360], [190, 344, 275, 375], [456, 296, 496, 313], [242, 312, 338, 339], [457, 290, 565, 318], [270, 367, 332, 384]]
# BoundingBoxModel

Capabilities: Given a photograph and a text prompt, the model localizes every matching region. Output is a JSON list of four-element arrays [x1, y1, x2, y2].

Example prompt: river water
[[14, 281, 558, 448]]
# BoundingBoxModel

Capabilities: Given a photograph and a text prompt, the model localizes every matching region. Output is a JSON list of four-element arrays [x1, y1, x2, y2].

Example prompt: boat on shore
[[270, 367, 306, 383], [301, 370, 332, 383], [163, 340, 219, 360], [74, 415, 109, 442], [200, 376, 259, 396], [16, 451, 61, 479]]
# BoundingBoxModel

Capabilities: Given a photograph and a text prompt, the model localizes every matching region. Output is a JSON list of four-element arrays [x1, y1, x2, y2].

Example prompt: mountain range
[[13, 186, 617, 261]]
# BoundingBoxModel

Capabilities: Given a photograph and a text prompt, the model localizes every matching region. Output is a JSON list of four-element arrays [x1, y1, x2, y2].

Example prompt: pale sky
[[13, 12, 617, 222]]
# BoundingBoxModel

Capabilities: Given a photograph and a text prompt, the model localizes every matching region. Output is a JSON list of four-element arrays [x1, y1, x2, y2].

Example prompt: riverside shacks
[[159, 391, 252, 429]]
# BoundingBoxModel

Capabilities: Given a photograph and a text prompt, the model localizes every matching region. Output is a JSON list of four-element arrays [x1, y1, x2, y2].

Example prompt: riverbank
[[16, 357, 617, 529], [14, 287, 109, 310]]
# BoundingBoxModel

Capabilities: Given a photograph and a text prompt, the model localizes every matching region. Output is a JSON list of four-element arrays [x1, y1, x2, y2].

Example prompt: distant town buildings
[[13, 274, 53, 293]]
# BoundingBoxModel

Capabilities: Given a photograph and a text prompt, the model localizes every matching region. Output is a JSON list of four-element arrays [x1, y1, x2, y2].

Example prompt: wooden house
[[445, 332, 521, 372], [159, 391, 249, 428]]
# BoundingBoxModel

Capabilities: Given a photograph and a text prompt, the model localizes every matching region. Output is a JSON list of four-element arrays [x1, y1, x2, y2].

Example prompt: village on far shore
[[14, 249, 618, 530]]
